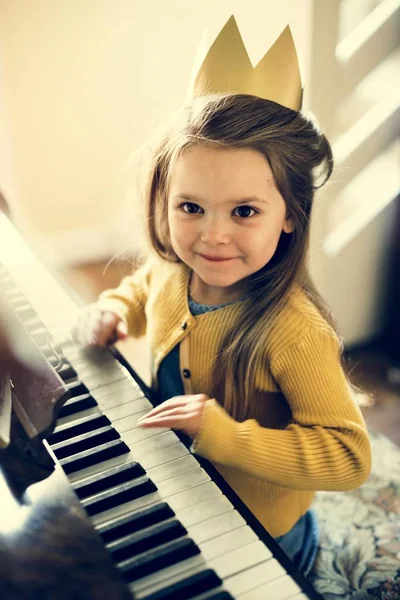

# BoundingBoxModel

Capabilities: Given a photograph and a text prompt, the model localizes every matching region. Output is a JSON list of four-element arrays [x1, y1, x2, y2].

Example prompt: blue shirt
[[157, 296, 233, 403]]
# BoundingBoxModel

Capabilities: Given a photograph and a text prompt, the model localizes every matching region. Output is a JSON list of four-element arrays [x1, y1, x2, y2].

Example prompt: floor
[[61, 260, 400, 448]]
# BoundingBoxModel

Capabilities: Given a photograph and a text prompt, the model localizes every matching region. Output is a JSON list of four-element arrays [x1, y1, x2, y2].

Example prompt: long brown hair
[[141, 93, 350, 418]]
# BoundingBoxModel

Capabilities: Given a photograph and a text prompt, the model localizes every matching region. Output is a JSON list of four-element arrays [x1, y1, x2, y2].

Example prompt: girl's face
[[167, 144, 293, 304]]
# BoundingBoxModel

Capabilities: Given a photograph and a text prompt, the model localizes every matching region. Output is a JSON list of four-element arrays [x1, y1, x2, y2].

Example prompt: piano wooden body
[[0, 213, 320, 600]]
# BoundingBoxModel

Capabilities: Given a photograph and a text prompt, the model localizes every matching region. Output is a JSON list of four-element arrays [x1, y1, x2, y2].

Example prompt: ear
[[283, 217, 294, 234]]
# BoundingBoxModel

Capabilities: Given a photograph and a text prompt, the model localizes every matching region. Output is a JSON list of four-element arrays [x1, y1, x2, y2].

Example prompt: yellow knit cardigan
[[97, 256, 371, 537]]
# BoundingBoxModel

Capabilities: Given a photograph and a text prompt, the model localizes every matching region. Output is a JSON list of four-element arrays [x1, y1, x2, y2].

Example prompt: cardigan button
[[182, 368, 191, 379], [180, 321, 188, 331]]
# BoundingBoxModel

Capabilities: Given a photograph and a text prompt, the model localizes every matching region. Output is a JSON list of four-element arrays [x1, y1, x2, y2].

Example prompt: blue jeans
[[275, 510, 319, 577]]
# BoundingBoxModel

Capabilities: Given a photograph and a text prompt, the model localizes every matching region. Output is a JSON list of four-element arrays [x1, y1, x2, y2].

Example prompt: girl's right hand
[[72, 306, 128, 348]]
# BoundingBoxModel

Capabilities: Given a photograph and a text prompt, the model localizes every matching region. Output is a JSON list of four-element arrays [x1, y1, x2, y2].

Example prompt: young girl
[[75, 93, 371, 576]]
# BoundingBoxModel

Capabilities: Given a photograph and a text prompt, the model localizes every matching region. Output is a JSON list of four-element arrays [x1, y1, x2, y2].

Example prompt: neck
[[189, 272, 246, 305]]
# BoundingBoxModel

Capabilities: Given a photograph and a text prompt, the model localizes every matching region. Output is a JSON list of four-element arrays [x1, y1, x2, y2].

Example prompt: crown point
[[188, 15, 303, 111]]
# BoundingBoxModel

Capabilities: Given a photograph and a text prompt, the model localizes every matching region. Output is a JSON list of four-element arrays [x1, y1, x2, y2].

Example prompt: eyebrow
[[174, 194, 270, 205]]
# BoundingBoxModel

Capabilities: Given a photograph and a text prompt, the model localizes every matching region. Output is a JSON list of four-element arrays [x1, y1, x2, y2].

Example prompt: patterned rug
[[309, 428, 400, 599]]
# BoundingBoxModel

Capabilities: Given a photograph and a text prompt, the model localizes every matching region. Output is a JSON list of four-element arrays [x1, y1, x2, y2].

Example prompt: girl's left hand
[[137, 393, 209, 437]]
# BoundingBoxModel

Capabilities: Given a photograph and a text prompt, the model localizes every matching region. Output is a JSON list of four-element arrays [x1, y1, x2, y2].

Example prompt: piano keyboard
[[0, 214, 318, 600]]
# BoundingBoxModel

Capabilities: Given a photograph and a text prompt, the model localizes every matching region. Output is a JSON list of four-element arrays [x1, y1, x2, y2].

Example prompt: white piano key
[[74, 365, 127, 382], [91, 378, 142, 400], [131, 554, 205, 599], [91, 381, 144, 411], [129, 440, 189, 469], [182, 496, 236, 529], [113, 411, 150, 435], [72, 357, 124, 373], [157, 467, 210, 497], [91, 479, 222, 529], [91, 490, 162, 526], [47, 322, 78, 340], [62, 346, 116, 365], [224, 558, 286, 596], [238, 573, 301, 599], [68, 449, 135, 484], [66, 357, 127, 377], [165, 481, 222, 514], [52, 411, 106, 437], [106, 397, 153, 422], [125, 424, 169, 442], [95, 388, 145, 411], [190, 589, 228, 600], [199, 526, 258, 561], [287, 594, 309, 600], [147, 455, 200, 484], [129, 431, 179, 456], [208, 540, 272, 579], [81, 370, 128, 389], [55, 406, 101, 427]]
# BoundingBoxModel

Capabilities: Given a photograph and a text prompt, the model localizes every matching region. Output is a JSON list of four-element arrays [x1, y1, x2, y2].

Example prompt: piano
[[0, 213, 321, 600]]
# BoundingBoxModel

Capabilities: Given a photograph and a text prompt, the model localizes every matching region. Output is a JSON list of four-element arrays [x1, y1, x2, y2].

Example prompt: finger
[[139, 412, 198, 429], [93, 311, 120, 347], [85, 309, 108, 347], [138, 406, 187, 423], [77, 309, 96, 347], [70, 320, 80, 343], [96, 311, 119, 346], [137, 397, 188, 420], [116, 320, 128, 340]]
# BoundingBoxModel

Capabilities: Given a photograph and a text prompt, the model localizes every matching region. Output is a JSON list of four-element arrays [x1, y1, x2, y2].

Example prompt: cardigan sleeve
[[193, 328, 371, 492], [95, 259, 153, 338]]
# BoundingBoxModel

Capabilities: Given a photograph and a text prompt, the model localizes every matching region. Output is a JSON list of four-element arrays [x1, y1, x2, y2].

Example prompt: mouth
[[199, 254, 237, 263]]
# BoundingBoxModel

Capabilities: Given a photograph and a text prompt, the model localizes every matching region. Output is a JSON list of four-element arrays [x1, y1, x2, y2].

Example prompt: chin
[[201, 274, 240, 288]]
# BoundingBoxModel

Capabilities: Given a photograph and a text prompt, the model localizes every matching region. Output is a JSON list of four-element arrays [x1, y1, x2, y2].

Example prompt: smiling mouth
[[199, 254, 237, 262]]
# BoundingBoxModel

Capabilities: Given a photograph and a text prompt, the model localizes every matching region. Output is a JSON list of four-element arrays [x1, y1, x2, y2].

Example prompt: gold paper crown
[[188, 15, 303, 111]]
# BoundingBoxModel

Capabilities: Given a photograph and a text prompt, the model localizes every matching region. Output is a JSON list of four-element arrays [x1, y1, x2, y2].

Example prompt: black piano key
[[107, 519, 187, 563], [72, 461, 146, 499], [11, 313, 49, 345], [23, 316, 43, 330], [56, 361, 78, 382], [65, 379, 89, 396], [200, 592, 234, 599], [4, 288, 26, 308], [82, 477, 157, 517], [58, 392, 97, 417], [51, 425, 120, 459], [13, 302, 37, 320], [119, 538, 200, 583], [142, 569, 223, 600], [40, 342, 63, 359], [98, 502, 175, 544], [29, 327, 51, 345], [50, 413, 111, 444], [60, 439, 130, 475], [47, 354, 62, 368]]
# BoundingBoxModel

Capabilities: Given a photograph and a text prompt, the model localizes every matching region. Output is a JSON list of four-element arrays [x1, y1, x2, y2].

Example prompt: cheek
[[247, 223, 283, 255], [175, 215, 195, 236], [169, 216, 194, 249], [167, 213, 179, 240]]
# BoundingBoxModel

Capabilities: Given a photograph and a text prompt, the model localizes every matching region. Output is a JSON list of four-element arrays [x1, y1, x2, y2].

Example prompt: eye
[[180, 202, 203, 214], [232, 205, 258, 218]]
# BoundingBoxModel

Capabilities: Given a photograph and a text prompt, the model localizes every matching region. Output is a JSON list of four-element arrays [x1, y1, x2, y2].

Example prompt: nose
[[200, 215, 231, 245]]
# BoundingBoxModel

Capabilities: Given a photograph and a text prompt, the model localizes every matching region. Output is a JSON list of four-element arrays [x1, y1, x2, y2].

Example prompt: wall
[[0, 0, 312, 261], [0, 44, 19, 215]]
